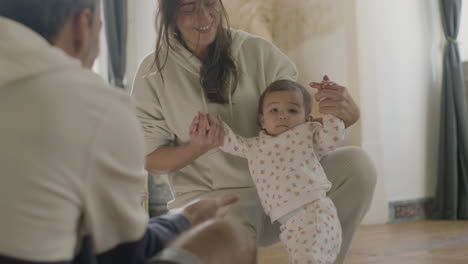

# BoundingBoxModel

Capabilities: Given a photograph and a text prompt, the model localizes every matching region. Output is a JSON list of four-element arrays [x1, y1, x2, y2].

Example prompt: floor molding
[[388, 198, 434, 223]]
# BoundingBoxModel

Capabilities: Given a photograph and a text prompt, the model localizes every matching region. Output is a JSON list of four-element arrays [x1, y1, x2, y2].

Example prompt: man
[[0, 1, 256, 264]]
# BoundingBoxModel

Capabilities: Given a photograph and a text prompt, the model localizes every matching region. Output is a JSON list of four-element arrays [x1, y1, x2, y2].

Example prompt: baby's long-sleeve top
[[220, 114, 345, 222]]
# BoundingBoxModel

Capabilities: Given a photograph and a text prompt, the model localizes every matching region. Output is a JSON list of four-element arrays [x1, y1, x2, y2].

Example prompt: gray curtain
[[103, 0, 127, 88], [433, 0, 468, 219]]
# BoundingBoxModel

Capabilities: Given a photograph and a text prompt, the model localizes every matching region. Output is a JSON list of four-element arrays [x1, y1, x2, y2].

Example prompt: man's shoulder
[[29, 65, 135, 138], [47, 66, 131, 108]]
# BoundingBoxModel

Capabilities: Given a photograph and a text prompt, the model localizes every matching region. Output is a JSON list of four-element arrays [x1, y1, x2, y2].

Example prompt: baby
[[219, 79, 344, 264]]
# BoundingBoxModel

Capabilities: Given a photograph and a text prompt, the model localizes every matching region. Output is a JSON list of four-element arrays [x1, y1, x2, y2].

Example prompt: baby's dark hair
[[258, 80, 312, 116]]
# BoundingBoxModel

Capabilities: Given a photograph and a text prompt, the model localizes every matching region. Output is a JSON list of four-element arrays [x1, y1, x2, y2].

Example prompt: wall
[[348, 0, 445, 223], [353, 0, 389, 224], [375, 0, 443, 203]]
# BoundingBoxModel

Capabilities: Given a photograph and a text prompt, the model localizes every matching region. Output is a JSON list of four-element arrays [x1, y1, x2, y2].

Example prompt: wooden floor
[[258, 220, 468, 264]]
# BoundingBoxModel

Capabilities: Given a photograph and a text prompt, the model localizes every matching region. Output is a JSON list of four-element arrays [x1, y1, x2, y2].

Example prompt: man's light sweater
[[0, 17, 189, 264]]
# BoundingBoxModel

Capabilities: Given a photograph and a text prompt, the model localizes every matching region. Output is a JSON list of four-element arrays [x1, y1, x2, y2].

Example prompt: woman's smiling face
[[175, 0, 221, 57]]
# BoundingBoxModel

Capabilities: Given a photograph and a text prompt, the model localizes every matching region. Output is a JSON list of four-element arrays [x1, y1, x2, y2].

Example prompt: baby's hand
[[189, 112, 224, 136], [189, 112, 226, 153], [310, 75, 337, 92]]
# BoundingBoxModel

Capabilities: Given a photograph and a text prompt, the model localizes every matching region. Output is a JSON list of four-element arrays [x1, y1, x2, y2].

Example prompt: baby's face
[[259, 91, 307, 136]]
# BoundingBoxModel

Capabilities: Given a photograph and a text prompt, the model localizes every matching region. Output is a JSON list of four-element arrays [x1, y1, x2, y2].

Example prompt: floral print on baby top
[[219, 114, 345, 222]]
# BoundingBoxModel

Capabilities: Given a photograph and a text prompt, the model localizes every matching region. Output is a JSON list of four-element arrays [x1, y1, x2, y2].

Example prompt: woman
[[131, 0, 376, 263]]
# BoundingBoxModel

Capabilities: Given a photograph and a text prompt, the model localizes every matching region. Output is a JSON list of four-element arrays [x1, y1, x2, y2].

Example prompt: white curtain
[[126, 0, 156, 89]]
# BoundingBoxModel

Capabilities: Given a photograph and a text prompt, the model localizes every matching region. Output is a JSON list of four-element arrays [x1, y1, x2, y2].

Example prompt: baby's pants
[[279, 198, 342, 264]]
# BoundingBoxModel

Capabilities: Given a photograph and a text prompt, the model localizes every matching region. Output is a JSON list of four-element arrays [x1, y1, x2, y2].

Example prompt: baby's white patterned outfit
[[220, 114, 345, 264]]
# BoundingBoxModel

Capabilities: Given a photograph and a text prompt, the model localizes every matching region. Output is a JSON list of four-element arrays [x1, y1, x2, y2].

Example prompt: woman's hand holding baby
[[188, 112, 226, 154], [310, 75, 360, 128]]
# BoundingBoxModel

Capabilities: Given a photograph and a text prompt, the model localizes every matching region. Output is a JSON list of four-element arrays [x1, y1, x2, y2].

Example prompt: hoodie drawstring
[[200, 87, 208, 113], [228, 75, 234, 120]]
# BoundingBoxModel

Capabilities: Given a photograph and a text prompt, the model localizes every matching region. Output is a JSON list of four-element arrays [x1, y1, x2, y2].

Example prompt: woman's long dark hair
[[154, 0, 238, 104]]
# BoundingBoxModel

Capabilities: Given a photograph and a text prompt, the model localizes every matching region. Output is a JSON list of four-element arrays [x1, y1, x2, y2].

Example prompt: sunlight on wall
[[224, 0, 345, 53]]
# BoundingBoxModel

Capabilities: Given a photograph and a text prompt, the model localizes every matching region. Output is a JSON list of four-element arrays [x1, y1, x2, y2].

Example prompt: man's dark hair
[[258, 80, 313, 116], [0, 0, 98, 43]]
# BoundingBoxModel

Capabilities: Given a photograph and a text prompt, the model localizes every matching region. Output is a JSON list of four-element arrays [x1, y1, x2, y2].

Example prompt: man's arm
[[82, 95, 185, 263]]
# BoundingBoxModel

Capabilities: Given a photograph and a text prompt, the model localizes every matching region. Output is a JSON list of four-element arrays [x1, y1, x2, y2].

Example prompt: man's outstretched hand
[[178, 193, 240, 226]]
